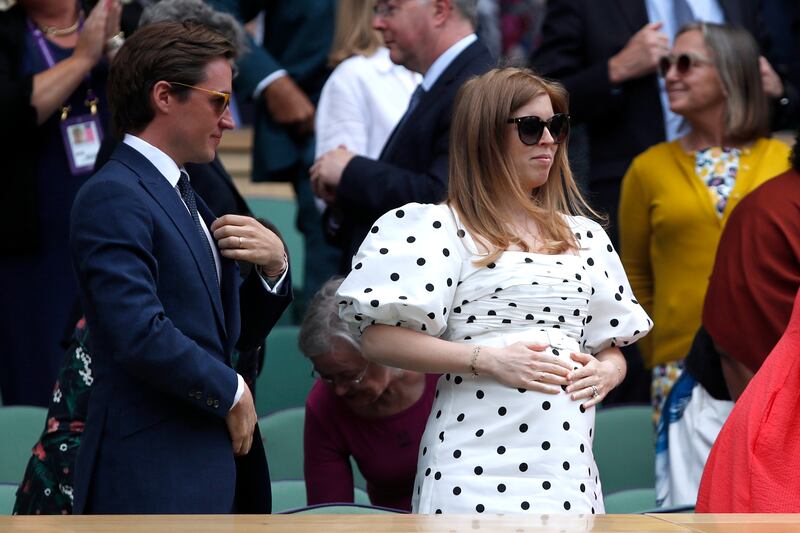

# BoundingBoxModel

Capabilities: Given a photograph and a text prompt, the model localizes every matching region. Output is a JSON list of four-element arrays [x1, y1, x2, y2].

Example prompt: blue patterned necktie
[[177, 170, 219, 287]]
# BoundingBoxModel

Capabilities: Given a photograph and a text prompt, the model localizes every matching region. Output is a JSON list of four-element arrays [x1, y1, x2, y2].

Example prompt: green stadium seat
[[594, 404, 655, 495], [0, 484, 17, 515], [259, 407, 368, 492], [259, 407, 305, 480], [603, 488, 657, 514], [271, 479, 370, 513], [0, 406, 47, 484], [255, 326, 314, 415], [287, 502, 404, 514]]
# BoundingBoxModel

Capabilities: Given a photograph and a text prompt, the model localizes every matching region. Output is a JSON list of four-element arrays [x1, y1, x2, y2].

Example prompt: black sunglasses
[[506, 113, 570, 145], [658, 53, 713, 77]]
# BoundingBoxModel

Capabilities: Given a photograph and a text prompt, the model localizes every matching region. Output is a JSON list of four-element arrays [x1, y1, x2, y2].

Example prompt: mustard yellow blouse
[[619, 138, 791, 368]]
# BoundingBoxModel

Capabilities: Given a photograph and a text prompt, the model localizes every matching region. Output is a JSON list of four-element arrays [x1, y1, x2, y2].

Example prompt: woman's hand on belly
[[565, 349, 625, 408], [479, 342, 572, 393]]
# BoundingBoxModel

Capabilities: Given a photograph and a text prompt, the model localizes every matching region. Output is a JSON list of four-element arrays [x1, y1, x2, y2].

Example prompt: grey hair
[[298, 277, 360, 359], [453, 0, 479, 27], [677, 22, 769, 144], [139, 0, 248, 59]]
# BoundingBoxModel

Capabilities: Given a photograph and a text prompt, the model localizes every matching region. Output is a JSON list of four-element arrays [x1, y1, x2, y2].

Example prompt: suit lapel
[[380, 40, 485, 158], [112, 144, 228, 337], [613, 0, 649, 35], [198, 197, 238, 345], [718, 0, 743, 25]]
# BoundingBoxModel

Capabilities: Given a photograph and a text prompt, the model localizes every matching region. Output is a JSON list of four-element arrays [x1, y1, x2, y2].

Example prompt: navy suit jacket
[[531, 0, 792, 185], [70, 143, 291, 514], [330, 40, 494, 270]]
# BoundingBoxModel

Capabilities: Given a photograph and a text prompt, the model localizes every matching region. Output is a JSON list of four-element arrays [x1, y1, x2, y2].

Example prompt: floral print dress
[[13, 318, 92, 515]]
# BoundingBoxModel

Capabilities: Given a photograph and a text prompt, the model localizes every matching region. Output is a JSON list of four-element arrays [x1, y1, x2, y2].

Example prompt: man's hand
[[211, 215, 286, 274], [608, 22, 669, 84], [759, 56, 784, 99], [263, 74, 315, 136], [225, 382, 256, 456], [309, 146, 356, 204]]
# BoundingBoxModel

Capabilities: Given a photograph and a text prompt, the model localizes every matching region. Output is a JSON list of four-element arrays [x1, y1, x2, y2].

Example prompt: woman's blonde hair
[[328, 0, 381, 67], [677, 22, 769, 144], [447, 67, 598, 266]]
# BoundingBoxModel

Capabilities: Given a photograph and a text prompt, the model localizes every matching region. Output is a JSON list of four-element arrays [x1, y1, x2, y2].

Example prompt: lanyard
[[26, 15, 98, 119]]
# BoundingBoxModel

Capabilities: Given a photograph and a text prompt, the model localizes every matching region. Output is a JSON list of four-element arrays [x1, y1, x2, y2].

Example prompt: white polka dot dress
[[337, 203, 652, 514]]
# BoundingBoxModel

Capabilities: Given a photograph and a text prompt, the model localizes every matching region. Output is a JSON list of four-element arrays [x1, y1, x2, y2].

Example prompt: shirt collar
[[123, 133, 184, 188], [420, 33, 477, 91]]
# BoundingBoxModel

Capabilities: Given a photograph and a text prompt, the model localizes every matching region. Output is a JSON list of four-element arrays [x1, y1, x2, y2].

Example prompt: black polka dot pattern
[[336, 205, 651, 514]]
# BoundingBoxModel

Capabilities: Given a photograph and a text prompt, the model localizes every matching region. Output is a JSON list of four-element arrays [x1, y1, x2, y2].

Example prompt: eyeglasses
[[168, 82, 231, 116], [373, 0, 410, 17], [658, 53, 714, 77], [506, 113, 570, 145], [311, 360, 370, 387]]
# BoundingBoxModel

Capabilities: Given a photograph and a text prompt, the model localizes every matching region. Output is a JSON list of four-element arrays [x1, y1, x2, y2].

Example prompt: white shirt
[[123, 134, 288, 408], [645, 0, 725, 140], [315, 47, 421, 159]]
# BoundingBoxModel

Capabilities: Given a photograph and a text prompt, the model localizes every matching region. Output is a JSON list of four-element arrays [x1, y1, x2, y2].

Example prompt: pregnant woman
[[336, 67, 651, 514]]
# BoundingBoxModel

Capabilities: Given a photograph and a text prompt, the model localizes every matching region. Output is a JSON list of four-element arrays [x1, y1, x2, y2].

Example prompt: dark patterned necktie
[[394, 84, 426, 133], [673, 0, 696, 32], [177, 170, 219, 287]]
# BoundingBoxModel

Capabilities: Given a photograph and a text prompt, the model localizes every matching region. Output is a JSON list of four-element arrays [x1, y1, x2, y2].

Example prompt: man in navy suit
[[310, 0, 494, 272], [69, 22, 291, 514]]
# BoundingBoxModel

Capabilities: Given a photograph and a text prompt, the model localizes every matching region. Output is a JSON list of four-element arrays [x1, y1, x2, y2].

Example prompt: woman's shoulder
[[563, 214, 605, 234], [749, 137, 792, 158], [630, 140, 681, 167], [373, 202, 455, 226]]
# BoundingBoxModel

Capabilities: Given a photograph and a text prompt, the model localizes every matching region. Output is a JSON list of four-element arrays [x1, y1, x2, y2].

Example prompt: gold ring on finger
[[591, 385, 599, 398], [238, 236, 244, 249]]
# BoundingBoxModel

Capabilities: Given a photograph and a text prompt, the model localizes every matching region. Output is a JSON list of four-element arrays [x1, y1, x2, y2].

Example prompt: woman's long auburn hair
[[447, 67, 598, 266]]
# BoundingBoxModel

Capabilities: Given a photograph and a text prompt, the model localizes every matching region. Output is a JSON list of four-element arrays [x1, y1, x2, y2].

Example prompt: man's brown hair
[[108, 21, 235, 139]]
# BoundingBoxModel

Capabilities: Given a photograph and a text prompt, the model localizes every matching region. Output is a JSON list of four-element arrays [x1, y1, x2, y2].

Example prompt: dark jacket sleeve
[[530, 0, 627, 123]]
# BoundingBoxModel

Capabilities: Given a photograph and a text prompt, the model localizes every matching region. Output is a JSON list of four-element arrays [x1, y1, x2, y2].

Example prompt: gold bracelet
[[470, 345, 481, 377], [613, 363, 623, 385]]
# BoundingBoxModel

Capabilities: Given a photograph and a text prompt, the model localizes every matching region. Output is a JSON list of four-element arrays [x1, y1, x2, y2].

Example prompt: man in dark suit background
[[70, 22, 291, 514], [310, 0, 494, 271]]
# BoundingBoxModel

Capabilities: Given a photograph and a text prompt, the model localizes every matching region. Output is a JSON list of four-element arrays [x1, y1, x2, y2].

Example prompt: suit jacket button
[[207, 398, 214, 406], [188, 391, 194, 398], [195, 392, 202, 400], [213, 400, 220, 408]]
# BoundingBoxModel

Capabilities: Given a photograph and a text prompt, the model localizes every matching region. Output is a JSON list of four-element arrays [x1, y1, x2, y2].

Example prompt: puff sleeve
[[572, 217, 653, 354], [337, 203, 464, 337]]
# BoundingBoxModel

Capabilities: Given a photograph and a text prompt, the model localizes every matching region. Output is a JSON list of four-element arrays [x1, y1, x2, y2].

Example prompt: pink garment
[[696, 288, 800, 512], [303, 374, 438, 511]]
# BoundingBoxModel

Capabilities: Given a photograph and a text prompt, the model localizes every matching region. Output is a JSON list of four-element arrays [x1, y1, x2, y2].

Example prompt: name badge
[[60, 114, 103, 176]]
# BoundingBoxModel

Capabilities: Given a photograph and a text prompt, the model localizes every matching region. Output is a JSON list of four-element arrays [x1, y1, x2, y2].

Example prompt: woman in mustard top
[[619, 22, 791, 422]]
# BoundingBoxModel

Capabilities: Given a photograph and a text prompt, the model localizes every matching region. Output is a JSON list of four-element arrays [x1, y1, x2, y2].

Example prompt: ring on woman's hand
[[591, 385, 599, 398], [238, 236, 244, 249]]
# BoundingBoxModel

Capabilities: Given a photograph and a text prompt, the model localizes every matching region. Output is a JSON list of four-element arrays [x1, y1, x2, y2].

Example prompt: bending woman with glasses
[[618, 23, 790, 427], [335, 67, 652, 514], [299, 277, 436, 512], [620, 22, 791, 508]]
